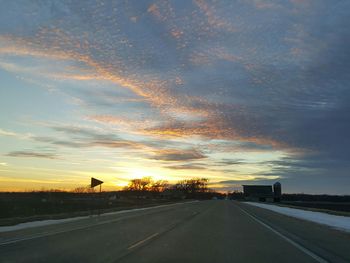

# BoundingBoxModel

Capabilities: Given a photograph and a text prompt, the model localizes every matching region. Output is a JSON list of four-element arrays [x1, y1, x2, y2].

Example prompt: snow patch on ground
[[245, 202, 350, 233], [0, 216, 88, 233]]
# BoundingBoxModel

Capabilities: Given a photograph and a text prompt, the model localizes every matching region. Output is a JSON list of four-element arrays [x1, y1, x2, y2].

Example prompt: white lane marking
[[127, 209, 200, 251], [0, 201, 198, 246], [236, 204, 329, 263], [128, 233, 159, 250]]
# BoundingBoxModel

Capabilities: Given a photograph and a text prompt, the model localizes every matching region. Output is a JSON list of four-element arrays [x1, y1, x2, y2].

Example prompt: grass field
[[280, 201, 350, 212], [0, 191, 181, 226], [278, 201, 350, 216]]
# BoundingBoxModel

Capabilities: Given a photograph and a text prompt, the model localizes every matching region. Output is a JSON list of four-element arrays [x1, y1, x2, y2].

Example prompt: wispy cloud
[[165, 163, 206, 170], [34, 125, 148, 150], [6, 151, 59, 159], [0, 128, 31, 140], [150, 149, 206, 162], [194, 0, 237, 32], [0, 128, 18, 137]]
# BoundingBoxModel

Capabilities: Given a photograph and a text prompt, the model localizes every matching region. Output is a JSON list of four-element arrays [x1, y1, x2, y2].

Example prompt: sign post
[[91, 177, 103, 215]]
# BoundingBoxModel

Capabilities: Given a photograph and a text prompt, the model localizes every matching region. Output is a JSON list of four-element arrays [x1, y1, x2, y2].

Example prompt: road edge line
[[235, 204, 329, 263]]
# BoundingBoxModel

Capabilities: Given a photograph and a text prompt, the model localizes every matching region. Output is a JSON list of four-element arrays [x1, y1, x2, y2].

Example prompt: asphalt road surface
[[1, 200, 349, 263]]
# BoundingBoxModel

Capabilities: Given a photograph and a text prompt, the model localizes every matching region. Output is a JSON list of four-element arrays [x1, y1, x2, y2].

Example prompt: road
[[0, 200, 349, 263]]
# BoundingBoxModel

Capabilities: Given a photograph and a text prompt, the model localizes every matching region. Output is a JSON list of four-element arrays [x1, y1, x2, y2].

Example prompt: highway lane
[[0, 200, 349, 263], [236, 202, 350, 263], [0, 201, 199, 245]]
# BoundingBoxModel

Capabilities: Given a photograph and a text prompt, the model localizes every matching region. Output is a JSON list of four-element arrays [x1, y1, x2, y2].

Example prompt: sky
[[0, 0, 349, 194]]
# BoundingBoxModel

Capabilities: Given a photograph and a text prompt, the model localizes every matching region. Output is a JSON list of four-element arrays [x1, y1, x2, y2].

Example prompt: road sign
[[91, 177, 103, 188], [90, 177, 104, 216]]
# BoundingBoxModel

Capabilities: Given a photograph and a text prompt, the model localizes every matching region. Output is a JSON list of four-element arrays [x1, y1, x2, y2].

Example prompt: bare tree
[[72, 185, 95, 193], [150, 180, 169, 192], [173, 178, 209, 197], [126, 177, 152, 191], [124, 177, 209, 199]]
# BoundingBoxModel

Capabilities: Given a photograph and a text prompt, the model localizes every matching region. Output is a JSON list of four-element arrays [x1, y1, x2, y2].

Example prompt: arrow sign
[[91, 177, 103, 188]]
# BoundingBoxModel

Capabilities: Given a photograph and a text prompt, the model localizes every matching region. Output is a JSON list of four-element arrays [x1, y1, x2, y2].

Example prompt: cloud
[[87, 115, 156, 130], [1, 0, 350, 193], [150, 149, 206, 162], [6, 151, 59, 159], [247, 0, 283, 10], [0, 128, 18, 137], [33, 125, 148, 150], [0, 128, 32, 140], [214, 159, 245, 166], [194, 0, 237, 33], [218, 178, 277, 185], [165, 163, 206, 170]]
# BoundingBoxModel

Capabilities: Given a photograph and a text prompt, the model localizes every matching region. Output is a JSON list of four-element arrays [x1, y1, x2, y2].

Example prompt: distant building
[[273, 182, 282, 202], [243, 182, 282, 202]]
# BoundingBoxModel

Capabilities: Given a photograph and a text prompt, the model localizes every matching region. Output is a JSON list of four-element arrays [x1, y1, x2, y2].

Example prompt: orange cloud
[[194, 0, 237, 33], [143, 114, 287, 151], [148, 4, 162, 20], [88, 115, 157, 130], [0, 30, 288, 153]]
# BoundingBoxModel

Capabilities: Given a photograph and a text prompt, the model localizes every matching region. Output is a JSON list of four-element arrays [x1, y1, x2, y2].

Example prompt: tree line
[[125, 177, 207, 192], [124, 177, 224, 199], [71, 177, 225, 199]]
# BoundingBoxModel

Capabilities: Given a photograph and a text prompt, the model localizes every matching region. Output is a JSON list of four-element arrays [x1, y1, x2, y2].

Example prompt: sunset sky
[[1, 0, 349, 194]]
